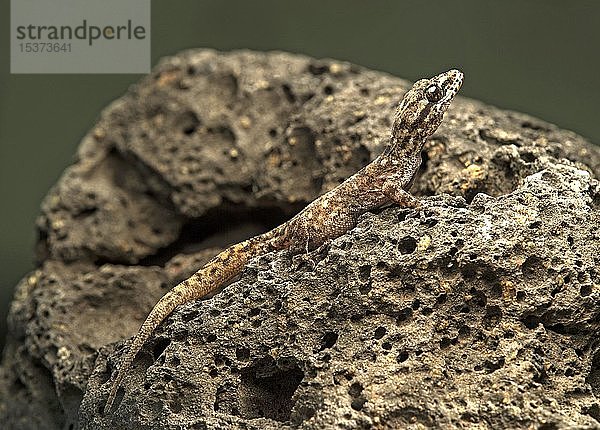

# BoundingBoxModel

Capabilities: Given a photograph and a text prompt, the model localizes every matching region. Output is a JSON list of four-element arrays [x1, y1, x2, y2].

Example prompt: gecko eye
[[425, 84, 444, 103]]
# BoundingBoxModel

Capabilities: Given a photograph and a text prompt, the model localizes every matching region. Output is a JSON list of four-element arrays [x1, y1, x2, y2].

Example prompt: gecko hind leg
[[291, 226, 317, 270]]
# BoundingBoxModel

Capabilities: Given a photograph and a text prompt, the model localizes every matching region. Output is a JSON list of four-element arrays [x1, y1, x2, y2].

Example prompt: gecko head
[[391, 69, 463, 147]]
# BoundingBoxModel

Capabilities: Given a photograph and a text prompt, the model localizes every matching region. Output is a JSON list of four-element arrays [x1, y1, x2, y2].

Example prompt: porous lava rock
[[1, 49, 600, 430]]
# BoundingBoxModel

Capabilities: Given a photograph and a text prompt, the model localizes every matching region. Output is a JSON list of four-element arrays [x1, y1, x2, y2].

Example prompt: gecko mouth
[[440, 69, 463, 103], [448, 69, 464, 90]]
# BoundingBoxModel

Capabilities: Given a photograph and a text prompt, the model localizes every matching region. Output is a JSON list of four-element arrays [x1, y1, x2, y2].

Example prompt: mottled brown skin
[[104, 69, 464, 414]]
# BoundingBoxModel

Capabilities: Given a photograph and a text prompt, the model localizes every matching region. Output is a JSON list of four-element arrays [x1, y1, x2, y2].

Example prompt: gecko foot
[[292, 252, 318, 271]]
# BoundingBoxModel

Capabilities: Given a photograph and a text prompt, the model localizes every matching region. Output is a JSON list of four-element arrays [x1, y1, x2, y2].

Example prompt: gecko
[[104, 69, 464, 414]]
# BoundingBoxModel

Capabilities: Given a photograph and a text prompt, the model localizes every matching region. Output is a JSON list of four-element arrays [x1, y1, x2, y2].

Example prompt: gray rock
[[1, 49, 600, 429]]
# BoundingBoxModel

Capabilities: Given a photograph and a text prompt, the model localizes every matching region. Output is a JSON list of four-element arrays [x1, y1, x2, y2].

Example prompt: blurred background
[[1, 1, 599, 349]]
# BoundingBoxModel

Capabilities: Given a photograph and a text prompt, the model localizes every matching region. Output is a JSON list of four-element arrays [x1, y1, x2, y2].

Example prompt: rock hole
[[483, 305, 503, 328], [186, 65, 197, 75], [238, 356, 304, 422], [397, 236, 417, 254], [176, 111, 201, 135], [521, 120, 548, 131], [503, 330, 514, 339], [358, 265, 371, 282], [323, 84, 334, 95], [396, 307, 413, 323], [153, 338, 171, 360], [281, 84, 296, 103], [548, 323, 566, 334], [520, 151, 536, 163], [521, 315, 540, 329], [308, 63, 329, 75], [292, 403, 318, 424], [436, 293, 447, 305], [382, 342, 392, 350], [396, 351, 409, 363], [374, 326, 387, 339], [348, 382, 363, 398], [359, 280, 372, 294], [351, 313, 363, 322], [214, 354, 230, 368], [181, 310, 199, 323], [439, 337, 452, 349], [75, 206, 98, 218], [222, 72, 239, 93], [376, 261, 389, 270], [484, 357, 505, 373], [207, 125, 236, 143], [580, 284, 592, 297], [320, 331, 339, 350], [469, 288, 488, 307], [351, 398, 366, 411]]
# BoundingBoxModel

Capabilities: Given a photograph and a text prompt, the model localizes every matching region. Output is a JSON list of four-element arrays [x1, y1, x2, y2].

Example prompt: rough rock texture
[[1, 49, 600, 429]]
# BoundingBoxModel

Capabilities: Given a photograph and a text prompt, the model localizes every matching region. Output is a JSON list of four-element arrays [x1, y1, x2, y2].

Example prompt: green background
[[1, 1, 599, 348]]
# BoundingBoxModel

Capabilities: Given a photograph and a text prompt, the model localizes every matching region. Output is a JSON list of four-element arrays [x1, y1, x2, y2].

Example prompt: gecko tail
[[103, 279, 202, 415], [103, 237, 269, 415]]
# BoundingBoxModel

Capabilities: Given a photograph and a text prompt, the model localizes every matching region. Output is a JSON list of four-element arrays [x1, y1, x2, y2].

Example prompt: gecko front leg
[[382, 179, 446, 216], [382, 179, 422, 209]]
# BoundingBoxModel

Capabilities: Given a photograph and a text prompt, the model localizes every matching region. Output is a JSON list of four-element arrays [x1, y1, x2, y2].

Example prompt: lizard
[[104, 68, 464, 414]]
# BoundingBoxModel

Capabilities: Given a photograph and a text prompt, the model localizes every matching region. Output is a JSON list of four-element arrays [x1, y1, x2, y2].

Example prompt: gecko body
[[104, 69, 463, 414]]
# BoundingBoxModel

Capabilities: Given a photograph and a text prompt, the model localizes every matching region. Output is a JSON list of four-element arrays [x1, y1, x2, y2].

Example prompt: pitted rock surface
[[1, 49, 600, 430]]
